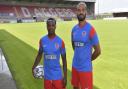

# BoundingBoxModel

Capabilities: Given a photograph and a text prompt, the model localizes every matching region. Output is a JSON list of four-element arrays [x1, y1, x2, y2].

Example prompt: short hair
[[47, 18, 56, 25], [77, 2, 87, 9]]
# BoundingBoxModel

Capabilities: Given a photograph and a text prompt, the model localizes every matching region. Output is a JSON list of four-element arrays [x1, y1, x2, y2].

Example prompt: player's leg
[[44, 79, 52, 89], [79, 72, 93, 89], [52, 79, 66, 89], [71, 67, 80, 89], [73, 87, 80, 89]]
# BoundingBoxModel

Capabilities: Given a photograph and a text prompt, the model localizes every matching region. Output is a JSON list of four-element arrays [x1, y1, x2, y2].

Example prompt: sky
[[95, 0, 128, 14]]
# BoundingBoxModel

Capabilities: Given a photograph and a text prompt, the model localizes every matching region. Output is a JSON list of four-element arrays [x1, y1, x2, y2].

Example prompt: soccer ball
[[34, 65, 44, 79]]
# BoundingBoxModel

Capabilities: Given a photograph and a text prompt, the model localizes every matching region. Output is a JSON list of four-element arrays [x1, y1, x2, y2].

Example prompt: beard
[[77, 14, 86, 21], [48, 29, 55, 35]]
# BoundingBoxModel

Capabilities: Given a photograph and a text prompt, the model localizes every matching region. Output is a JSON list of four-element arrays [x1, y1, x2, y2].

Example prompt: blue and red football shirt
[[72, 22, 99, 72], [39, 35, 66, 80]]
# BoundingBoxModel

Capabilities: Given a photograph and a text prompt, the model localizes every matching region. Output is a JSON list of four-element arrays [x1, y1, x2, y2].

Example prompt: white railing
[[0, 48, 3, 71]]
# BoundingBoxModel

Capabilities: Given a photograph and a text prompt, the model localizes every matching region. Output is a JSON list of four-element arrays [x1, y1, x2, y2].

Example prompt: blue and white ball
[[34, 65, 44, 79]]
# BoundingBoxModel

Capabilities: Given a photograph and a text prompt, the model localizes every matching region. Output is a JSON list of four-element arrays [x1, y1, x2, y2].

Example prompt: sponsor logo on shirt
[[45, 54, 57, 59], [74, 42, 85, 47]]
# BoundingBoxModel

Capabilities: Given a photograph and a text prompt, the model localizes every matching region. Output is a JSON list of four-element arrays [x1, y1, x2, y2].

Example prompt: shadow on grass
[[0, 29, 100, 89]]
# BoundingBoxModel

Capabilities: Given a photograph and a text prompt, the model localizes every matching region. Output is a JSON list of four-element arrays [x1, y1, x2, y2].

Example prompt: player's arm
[[32, 51, 43, 70], [90, 27, 101, 61], [71, 31, 75, 51], [61, 53, 67, 88], [92, 44, 101, 61], [32, 39, 43, 77], [61, 41, 67, 88]]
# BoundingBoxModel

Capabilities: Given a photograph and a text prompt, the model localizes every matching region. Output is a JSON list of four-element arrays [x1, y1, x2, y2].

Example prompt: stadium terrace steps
[[0, 48, 17, 89]]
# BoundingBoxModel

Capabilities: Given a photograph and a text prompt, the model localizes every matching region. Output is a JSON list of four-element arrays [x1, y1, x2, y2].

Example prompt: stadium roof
[[0, 0, 96, 5], [111, 8, 128, 13], [65, 0, 96, 2], [17, 0, 96, 3]]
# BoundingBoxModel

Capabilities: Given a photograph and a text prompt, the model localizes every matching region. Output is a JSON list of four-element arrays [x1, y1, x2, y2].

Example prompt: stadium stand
[[0, 5, 76, 23], [0, 0, 96, 23]]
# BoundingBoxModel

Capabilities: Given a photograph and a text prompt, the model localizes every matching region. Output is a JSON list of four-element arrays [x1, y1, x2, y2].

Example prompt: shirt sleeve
[[39, 39, 43, 53], [60, 40, 66, 55], [89, 27, 99, 46]]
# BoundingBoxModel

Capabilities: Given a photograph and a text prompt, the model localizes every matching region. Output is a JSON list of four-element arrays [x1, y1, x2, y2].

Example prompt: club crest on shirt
[[73, 32, 76, 36], [82, 31, 86, 37], [43, 45, 46, 48], [55, 43, 59, 49]]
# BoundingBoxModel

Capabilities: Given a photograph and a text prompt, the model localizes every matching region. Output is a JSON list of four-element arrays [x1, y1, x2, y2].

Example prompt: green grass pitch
[[0, 20, 128, 89]]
